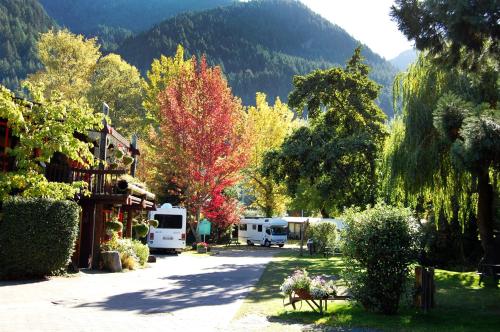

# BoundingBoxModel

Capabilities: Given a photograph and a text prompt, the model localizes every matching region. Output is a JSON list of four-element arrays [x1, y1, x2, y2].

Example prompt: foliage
[[148, 219, 159, 228], [26, 29, 145, 137], [117, 0, 397, 114], [391, 0, 499, 69], [196, 242, 208, 249], [131, 240, 149, 266], [203, 188, 243, 240], [243, 93, 299, 217], [27, 29, 101, 101], [157, 55, 248, 239], [341, 204, 420, 315], [0, 197, 80, 279], [0, 84, 101, 200], [0, 0, 55, 89], [87, 53, 145, 136], [101, 232, 149, 268], [263, 48, 387, 217], [306, 222, 337, 253]]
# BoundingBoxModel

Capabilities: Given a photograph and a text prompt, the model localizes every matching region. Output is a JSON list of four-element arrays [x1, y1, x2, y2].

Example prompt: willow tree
[[391, 1, 500, 264], [387, 55, 499, 264]]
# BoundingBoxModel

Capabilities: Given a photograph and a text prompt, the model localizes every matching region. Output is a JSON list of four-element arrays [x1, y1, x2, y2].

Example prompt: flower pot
[[197, 247, 207, 254], [295, 288, 312, 299]]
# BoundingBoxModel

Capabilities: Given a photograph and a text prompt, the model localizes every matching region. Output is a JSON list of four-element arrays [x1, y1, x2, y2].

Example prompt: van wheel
[[265, 240, 271, 247], [278, 244, 284, 248], [247, 240, 253, 246]]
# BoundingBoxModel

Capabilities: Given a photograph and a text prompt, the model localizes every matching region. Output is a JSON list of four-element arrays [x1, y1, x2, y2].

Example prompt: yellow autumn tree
[[244, 93, 300, 217]]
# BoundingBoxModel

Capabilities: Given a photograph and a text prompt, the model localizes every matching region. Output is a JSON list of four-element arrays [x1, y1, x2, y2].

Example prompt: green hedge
[[0, 197, 80, 279]]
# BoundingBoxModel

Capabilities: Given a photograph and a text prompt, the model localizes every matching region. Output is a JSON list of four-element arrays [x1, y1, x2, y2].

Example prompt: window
[[266, 229, 271, 235], [155, 214, 183, 229], [258, 225, 262, 232], [252, 224, 257, 230], [239, 224, 247, 231]]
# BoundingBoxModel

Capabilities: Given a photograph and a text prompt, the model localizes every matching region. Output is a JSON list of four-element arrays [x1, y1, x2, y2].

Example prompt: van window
[[266, 229, 271, 235], [252, 224, 257, 230], [239, 224, 247, 231], [258, 225, 262, 232], [155, 214, 182, 229]]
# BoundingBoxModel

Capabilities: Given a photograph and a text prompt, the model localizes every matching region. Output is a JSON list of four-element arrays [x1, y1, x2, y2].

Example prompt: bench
[[225, 239, 241, 247], [284, 288, 351, 314], [322, 246, 333, 258], [477, 263, 500, 286]]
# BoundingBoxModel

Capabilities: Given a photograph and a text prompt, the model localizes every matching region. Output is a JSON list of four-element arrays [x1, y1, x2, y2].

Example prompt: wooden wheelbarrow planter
[[283, 290, 351, 314]]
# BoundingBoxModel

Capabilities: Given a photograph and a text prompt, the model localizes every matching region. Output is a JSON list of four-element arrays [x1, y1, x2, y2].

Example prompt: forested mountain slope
[[0, 0, 55, 88], [117, 0, 397, 114]]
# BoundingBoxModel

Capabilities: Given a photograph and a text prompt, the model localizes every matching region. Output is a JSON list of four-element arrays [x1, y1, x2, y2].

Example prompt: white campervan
[[238, 218, 288, 247], [148, 204, 187, 253]]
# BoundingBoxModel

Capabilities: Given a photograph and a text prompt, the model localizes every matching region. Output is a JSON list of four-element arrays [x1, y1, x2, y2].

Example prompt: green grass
[[237, 250, 500, 331]]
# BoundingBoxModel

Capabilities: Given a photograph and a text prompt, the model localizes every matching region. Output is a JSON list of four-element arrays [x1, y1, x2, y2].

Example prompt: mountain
[[117, 0, 397, 115], [390, 49, 418, 71], [0, 0, 55, 89], [39, 0, 234, 33]]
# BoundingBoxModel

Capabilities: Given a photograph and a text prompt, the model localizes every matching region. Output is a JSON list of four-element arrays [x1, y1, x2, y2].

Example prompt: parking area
[[0, 247, 281, 332]]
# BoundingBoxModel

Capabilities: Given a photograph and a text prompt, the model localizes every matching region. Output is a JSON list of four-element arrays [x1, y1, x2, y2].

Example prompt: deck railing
[[45, 164, 126, 196]]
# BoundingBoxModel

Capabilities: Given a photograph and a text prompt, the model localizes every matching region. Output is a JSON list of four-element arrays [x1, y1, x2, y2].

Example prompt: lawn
[[236, 250, 500, 331]]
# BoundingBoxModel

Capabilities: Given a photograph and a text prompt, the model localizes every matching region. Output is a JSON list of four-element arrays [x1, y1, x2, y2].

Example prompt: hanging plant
[[132, 223, 149, 239], [148, 219, 159, 228], [106, 219, 123, 235], [122, 155, 134, 166], [114, 148, 125, 160]]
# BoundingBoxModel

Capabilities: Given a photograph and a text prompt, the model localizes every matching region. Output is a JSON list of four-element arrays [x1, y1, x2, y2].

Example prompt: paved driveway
[[0, 247, 278, 332]]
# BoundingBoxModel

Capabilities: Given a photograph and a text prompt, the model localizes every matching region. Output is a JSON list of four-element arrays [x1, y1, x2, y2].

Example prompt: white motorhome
[[238, 218, 288, 247], [147, 204, 187, 253]]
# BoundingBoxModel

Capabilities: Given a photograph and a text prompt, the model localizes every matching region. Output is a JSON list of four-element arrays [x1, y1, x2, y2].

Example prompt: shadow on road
[[76, 263, 267, 314]]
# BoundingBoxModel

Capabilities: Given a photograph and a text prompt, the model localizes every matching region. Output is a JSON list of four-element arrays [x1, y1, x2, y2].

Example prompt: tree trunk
[[476, 167, 497, 264], [189, 208, 202, 243]]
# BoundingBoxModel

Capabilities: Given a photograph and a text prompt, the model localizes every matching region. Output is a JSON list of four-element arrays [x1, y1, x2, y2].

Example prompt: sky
[[299, 0, 414, 59]]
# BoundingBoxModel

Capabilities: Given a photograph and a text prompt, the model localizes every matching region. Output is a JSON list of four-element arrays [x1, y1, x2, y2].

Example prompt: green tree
[[88, 53, 145, 136], [263, 48, 387, 217], [391, 0, 499, 69], [243, 93, 299, 217], [27, 29, 101, 100], [0, 83, 101, 200]]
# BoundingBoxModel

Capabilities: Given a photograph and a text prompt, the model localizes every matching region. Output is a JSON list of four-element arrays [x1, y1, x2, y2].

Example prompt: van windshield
[[155, 214, 183, 229], [271, 226, 286, 235]]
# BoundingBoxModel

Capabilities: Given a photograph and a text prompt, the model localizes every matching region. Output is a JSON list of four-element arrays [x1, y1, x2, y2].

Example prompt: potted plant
[[280, 269, 335, 299], [196, 242, 208, 253], [106, 219, 123, 236]]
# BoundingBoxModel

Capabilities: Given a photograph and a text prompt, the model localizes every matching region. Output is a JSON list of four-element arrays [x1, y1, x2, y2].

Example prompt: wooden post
[[125, 209, 134, 238], [130, 134, 138, 177], [91, 203, 104, 269], [97, 103, 109, 194], [415, 266, 435, 312]]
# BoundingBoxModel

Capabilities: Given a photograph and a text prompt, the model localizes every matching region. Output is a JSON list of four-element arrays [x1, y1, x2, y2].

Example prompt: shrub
[[148, 219, 159, 228], [306, 222, 337, 252], [131, 240, 149, 266], [0, 197, 80, 279], [101, 233, 149, 268], [341, 204, 420, 315], [106, 220, 123, 234]]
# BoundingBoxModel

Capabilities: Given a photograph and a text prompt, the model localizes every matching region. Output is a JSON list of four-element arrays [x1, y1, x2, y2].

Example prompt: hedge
[[0, 197, 80, 279]]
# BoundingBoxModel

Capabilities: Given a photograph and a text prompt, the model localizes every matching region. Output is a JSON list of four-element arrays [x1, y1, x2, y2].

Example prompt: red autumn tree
[[158, 56, 248, 240], [203, 188, 243, 241]]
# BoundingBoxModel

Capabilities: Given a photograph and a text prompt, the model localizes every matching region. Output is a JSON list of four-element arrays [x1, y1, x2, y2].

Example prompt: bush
[[101, 233, 149, 268], [306, 222, 337, 252], [0, 197, 80, 279], [341, 204, 420, 315]]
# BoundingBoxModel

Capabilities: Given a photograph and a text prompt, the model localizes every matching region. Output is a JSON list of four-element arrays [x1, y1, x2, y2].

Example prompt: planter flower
[[280, 269, 336, 299], [196, 242, 208, 253]]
